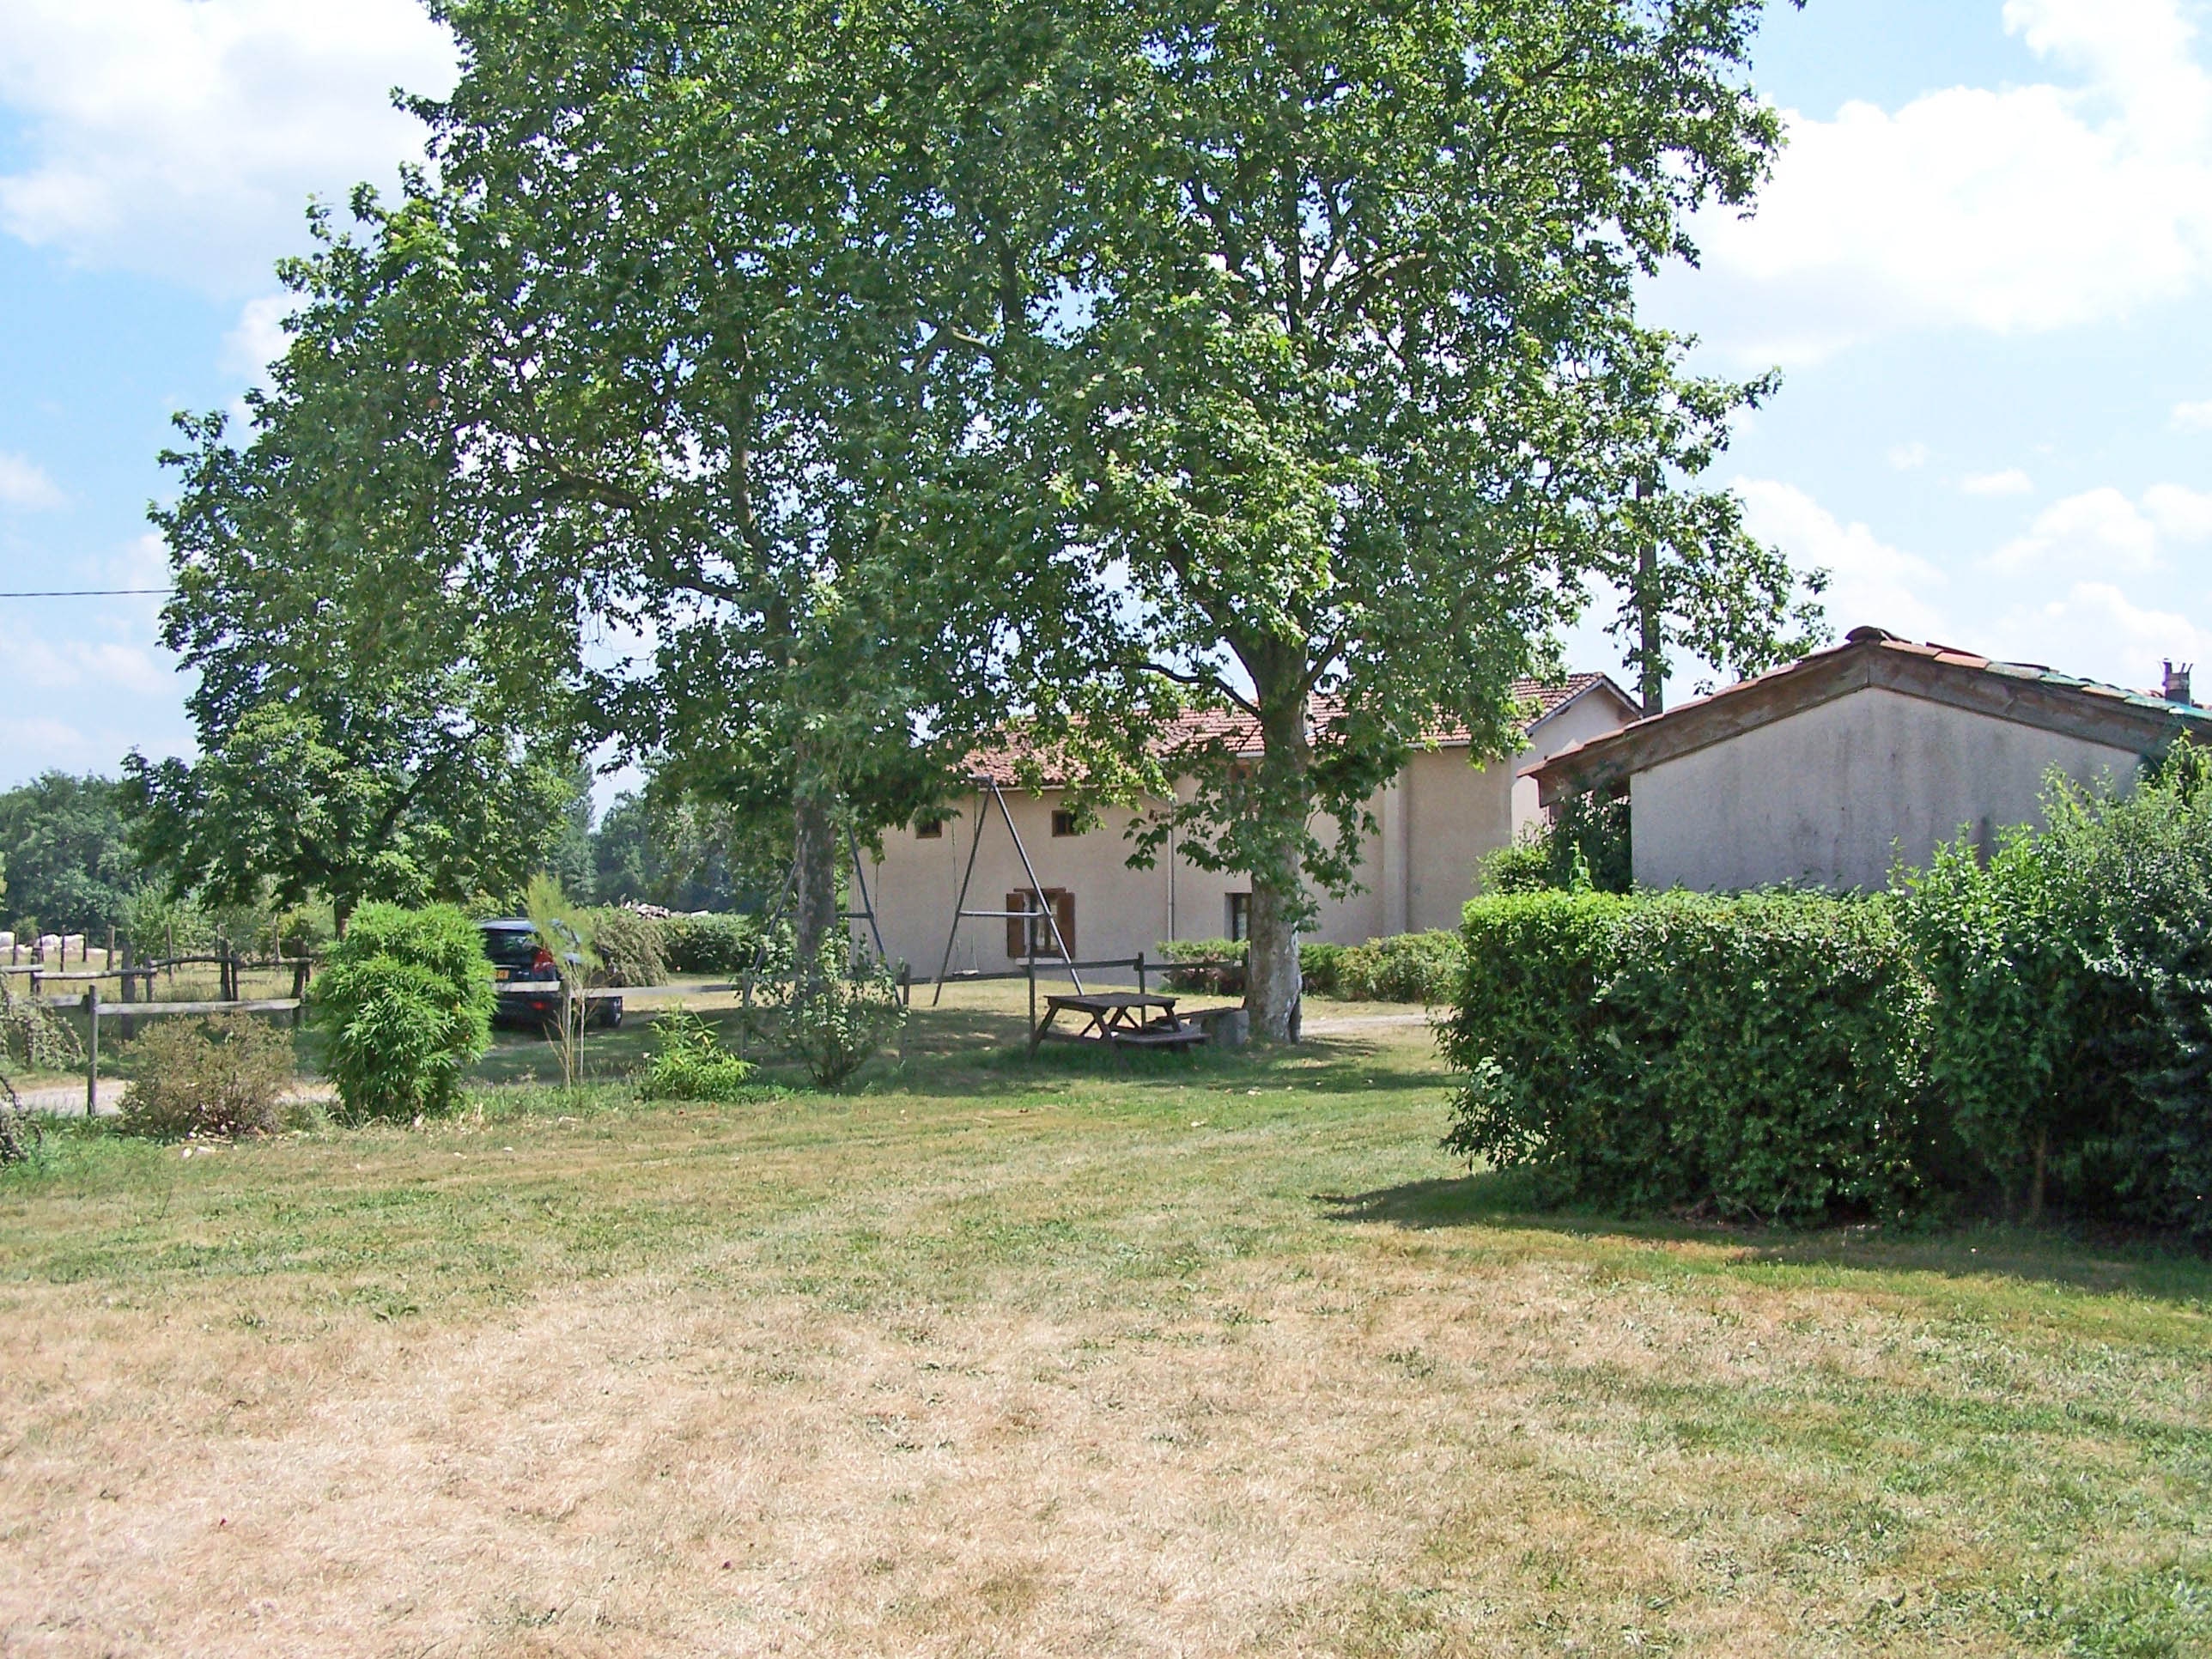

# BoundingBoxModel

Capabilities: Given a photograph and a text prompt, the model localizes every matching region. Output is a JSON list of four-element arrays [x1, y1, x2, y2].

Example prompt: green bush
[[781, 938, 906, 1088], [587, 907, 670, 987], [119, 1014, 293, 1139], [1333, 931, 1463, 1003], [1902, 745, 2212, 1237], [640, 1007, 757, 1102], [660, 912, 759, 975], [313, 902, 494, 1122], [1298, 941, 1348, 996], [1157, 937, 1245, 994], [1443, 890, 1934, 1225], [1474, 792, 1633, 895]]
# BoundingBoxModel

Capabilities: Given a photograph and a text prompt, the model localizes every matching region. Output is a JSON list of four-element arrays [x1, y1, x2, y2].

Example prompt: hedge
[[1158, 932, 1463, 1004], [1442, 890, 1935, 1226], [1441, 744, 2212, 1238], [660, 912, 761, 975]]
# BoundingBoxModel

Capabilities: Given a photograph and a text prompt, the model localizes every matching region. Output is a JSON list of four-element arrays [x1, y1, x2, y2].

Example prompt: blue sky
[[2, 0, 2209, 798]]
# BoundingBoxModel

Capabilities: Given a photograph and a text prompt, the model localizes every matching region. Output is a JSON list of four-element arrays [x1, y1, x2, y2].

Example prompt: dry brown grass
[[0, 1012, 2205, 1656]]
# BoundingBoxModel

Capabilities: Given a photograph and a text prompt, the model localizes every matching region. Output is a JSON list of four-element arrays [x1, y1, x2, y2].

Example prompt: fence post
[[1136, 951, 1147, 996], [291, 957, 309, 1028], [1026, 953, 1036, 1040], [84, 983, 99, 1117]]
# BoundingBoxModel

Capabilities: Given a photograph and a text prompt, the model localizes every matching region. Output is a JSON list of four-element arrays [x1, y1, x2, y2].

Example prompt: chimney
[[2164, 660, 2195, 707]]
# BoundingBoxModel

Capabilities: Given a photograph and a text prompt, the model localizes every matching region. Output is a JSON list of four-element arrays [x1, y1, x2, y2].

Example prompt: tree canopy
[[999, 0, 1814, 1030], [0, 773, 140, 939]]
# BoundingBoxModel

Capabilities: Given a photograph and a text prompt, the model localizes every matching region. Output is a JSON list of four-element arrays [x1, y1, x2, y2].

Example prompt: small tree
[[781, 936, 906, 1090], [526, 875, 599, 1090], [313, 902, 495, 1121]]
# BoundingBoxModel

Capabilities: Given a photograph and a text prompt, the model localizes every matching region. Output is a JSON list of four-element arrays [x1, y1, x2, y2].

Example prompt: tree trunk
[[790, 774, 840, 980], [1242, 682, 1311, 1042], [1246, 879, 1302, 1040], [1636, 496, 1666, 716]]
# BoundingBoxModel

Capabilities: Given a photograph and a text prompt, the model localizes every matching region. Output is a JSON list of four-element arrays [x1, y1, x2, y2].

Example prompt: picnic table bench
[[1030, 991, 1208, 1060]]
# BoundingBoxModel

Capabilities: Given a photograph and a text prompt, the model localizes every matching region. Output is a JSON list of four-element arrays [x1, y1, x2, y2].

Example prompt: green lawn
[[1, 1001, 2206, 1656]]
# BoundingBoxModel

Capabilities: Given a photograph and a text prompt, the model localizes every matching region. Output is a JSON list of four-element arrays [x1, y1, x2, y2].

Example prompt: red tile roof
[[967, 675, 1634, 786], [1533, 625, 2211, 805]]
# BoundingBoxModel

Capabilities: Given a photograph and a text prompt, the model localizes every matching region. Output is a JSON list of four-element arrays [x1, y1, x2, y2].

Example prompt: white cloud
[[1735, 477, 1953, 642], [2144, 483, 2212, 541], [7, 636, 172, 696], [2173, 399, 2212, 431], [0, 453, 66, 510], [0, 1, 457, 295], [1686, 0, 2212, 361], [221, 293, 295, 381], [1988, 483, 2212, 574], [1887, 441, 1931, 471], [1961, 469, 2035, 497], [1987, 580, 2212, 690]]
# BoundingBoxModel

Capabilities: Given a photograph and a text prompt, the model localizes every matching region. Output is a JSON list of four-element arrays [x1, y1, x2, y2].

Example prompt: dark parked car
[[477, 919, 623, 1029]]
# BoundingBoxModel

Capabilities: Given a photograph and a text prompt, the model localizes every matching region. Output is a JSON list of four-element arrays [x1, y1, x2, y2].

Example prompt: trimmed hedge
[[1158, 933, 1463, 1004], [1442, 891, 1935, 1226], [661, 912, 760, 975], [1443, 746, 2212, 1238]]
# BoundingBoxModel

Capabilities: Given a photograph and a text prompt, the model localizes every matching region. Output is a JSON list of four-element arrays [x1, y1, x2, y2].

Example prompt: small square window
[[1227, 893, 1252, 941], [1050, 808, 1080, 837], [915, 817, 945, 840]]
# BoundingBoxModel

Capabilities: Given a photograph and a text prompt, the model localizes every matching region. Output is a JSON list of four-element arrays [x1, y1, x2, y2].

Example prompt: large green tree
[[133, 209, 588, 933], [0, 772, 139, 937], [264, 0, 1091, 967], [1001, 0, 1808, 1033]]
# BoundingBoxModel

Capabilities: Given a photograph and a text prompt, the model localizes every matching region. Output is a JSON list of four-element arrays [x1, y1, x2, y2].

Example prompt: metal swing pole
[[843, 827, 890, 962], [932, 784, 990, 1006], [994, 780, 1084, 996]]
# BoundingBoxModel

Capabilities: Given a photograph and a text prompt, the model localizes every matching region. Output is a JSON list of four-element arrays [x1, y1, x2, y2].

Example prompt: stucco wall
[[863, 686, 1638, 974], [1630, 685, 2142, 893], [1510, 691, 1641, 840]]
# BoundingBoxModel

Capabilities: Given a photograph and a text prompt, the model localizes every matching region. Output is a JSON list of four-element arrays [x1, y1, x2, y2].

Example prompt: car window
[[480, 927, 541, 969]]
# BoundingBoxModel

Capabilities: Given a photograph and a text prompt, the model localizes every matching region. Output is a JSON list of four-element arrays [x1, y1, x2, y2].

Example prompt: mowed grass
[[0, 1000, 2207, 1657]]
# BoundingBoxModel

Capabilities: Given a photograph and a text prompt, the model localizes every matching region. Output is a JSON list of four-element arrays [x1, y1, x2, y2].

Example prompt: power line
[[0, 587, 173, 598]]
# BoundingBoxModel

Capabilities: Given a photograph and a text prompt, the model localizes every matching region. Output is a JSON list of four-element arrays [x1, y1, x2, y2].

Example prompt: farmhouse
[[865, 675, 1640, 976], [1531, 626, 2212, 894]]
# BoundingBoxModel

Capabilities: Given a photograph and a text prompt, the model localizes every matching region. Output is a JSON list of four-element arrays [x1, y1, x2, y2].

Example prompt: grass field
[[2, 994, 2208, 1656]]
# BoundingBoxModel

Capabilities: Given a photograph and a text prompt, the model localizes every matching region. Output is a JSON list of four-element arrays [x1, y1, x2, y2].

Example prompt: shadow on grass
[[1320, 1173, 2212, 1304]]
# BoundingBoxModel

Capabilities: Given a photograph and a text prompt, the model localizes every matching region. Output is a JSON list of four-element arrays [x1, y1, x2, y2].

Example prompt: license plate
[[495, 969, 511, 982]]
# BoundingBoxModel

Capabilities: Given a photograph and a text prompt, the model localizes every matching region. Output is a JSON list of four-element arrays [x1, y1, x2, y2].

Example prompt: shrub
[[640, 1007, 757, 1101], [1474, 792, 1633, 896], [588, 907, 670, 987], [781, 938, 906, 1088], [1334, 931, 1463, 1003], [661, 912, 760, 975], [1298, 941, 1347, 996], [1902, 745, 2212, 1237], [1157, 937, 1245, 994], [119, 1014, 292, 1139], [313, 902, 495, 1122], [1443, 890, 1934, 1225]]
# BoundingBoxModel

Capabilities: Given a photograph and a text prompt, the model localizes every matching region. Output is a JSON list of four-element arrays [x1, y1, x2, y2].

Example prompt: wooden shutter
[[1051, 889, 1076, 959], [1005, 892, 1029, 959]]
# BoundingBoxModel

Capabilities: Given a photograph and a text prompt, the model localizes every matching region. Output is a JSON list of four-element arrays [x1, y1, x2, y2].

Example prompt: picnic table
[[1030, 991, 1208, 1059]]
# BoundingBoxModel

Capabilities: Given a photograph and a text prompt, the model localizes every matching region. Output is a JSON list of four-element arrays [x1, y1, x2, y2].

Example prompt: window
[[914, 816, 944, 839], [1226, 892, 1252, 942], [1050, 808, 1080, 837], [1006, 889, 1076, 959]]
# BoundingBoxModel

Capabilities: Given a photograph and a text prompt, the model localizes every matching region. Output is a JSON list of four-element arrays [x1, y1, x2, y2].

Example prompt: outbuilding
[[867, 675, 1642, 977], [1530, 627, 2210, 894]]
